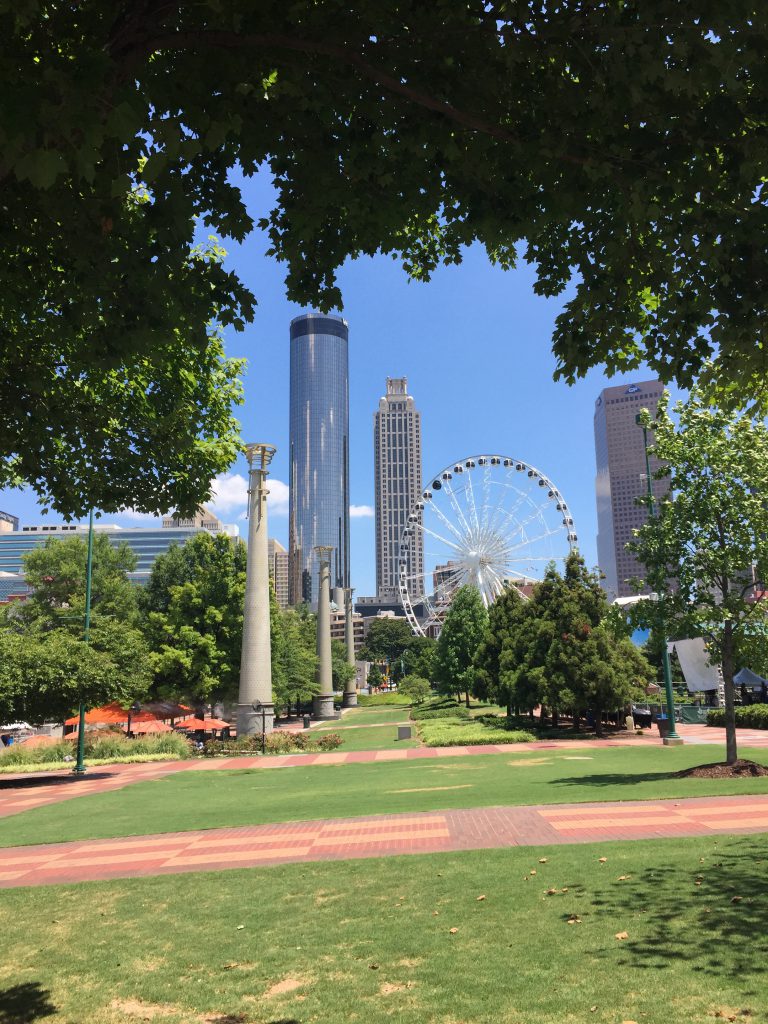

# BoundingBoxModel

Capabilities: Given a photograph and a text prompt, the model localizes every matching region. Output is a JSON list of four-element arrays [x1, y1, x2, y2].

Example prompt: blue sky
[[1, 170, 678, 597]]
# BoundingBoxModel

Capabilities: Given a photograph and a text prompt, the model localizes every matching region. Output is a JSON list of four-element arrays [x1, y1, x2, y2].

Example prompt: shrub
[[417, 721, 537, 747], [398, 676, 432, 704], [411, 706, 471, 721], [316, 733, 343, 750], [707, 705, 768, 729], [0, 740, 73, 766]]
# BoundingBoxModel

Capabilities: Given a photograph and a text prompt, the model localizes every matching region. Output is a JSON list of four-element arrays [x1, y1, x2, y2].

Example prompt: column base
[[663, 736, 684, 746], [236, 703, 275, 737], [342, 691, 358, 708], [313, 694, 336, 720]]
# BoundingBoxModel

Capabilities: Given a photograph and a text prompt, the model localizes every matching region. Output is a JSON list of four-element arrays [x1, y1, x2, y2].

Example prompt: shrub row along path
[[1, 793, 768, 889]]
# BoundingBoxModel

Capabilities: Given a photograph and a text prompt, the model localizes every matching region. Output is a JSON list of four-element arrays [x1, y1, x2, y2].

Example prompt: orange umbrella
[[64, 702, 160, 727], [175, 718, 230, 732], [122, 720, 172, 734]]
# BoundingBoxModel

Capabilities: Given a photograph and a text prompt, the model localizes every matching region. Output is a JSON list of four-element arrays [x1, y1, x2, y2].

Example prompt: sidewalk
[[1, 792, 768, 889]]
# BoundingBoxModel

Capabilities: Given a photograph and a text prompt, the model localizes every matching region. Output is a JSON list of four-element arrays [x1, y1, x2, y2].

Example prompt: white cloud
[[208, 473, 249, 515], [350, 504, 374, 518], [117, 508, 164, 525], [266, 478, 290, 516], [208, 472, 290, 519]]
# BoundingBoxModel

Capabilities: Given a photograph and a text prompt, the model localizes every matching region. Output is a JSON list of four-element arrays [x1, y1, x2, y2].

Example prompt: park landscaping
[[4, 744, 768, 849], [0, 834, 765, 1024]]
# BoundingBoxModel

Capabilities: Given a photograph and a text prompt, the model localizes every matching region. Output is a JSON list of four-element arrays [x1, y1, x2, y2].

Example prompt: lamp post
[[237, 443, 277, 738], [73, 508, 95, 776], [636, 414, 683, 745], [342, 587, 358, 707], [313, 546, 335, 719], [126, 700, 142, 738]]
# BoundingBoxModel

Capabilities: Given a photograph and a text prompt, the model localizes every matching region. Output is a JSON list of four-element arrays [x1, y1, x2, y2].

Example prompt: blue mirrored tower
[[288, 313, 350, 608]]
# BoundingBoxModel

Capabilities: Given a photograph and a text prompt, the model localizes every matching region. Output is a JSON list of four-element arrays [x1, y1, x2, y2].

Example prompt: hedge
[[707, 705, 768, 729]]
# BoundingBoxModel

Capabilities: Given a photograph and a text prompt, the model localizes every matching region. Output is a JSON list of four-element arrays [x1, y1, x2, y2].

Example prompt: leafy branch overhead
[[3, 2, 768, 513]]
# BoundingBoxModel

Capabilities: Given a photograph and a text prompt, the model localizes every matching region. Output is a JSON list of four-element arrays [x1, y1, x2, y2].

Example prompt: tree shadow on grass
[[0, 772, 114, 792], [553, 770, 683, 788], [589, 838, 768, 992], [0, 982, 57, 1022]]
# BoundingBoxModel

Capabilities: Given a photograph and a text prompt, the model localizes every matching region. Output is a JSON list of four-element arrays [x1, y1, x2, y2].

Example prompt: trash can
[[303, 715, 311, 729], [656, 714, 669, 738], [397, 726, 412, 741]]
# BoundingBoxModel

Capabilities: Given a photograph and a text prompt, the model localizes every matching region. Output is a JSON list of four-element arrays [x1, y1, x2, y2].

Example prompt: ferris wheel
[[398, 454, 578, 636]]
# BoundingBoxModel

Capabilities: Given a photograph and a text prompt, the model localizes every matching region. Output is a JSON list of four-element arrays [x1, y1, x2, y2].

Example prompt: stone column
[[237, 443, 277, 737], [342, 587, 358, 707], [313, 547, 336, 719]]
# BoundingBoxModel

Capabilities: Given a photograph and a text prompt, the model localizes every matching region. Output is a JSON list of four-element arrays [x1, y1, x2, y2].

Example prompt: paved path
[[1, 793, 768, 889]]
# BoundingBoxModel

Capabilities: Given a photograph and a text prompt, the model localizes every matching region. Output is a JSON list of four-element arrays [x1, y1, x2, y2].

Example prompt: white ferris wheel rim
[[398, 453, 578, 637]]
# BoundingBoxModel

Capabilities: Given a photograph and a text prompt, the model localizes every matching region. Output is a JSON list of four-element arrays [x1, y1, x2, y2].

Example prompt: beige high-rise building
[[268, 538, 290, 609], [374, 378, 423, 601], [594, 380, 667, 600]]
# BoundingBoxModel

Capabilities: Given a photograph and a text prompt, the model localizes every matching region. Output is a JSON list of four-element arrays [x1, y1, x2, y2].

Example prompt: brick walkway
[[1, 793, 768, 889]]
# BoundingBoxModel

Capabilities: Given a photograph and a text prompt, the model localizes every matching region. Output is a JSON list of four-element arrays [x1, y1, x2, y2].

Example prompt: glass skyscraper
[[288, 313, 350, 608]]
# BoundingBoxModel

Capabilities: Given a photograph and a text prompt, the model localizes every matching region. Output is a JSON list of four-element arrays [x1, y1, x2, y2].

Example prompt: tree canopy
[[435, 585, 489, 706], [4, 3, 768, 515], [630, 388, 768, 764]]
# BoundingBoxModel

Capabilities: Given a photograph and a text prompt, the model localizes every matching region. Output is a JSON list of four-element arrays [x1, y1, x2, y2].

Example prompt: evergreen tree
[[434, 585, 489, 707], [275, 608, 319, 715], [474, 585, 526, 709]]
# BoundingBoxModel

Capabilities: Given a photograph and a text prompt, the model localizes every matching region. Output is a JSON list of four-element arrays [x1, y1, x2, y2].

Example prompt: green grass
[[332, 706, 413, 726], [1, 835, 765, 1023], [4, 745, 768, 848], [314, 724, 420, 751]]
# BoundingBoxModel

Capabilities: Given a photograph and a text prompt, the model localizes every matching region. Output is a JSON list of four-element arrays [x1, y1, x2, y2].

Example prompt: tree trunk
[[540, 704, 548, 726], [551, 708, 559, 728], [465, 690, 470, 708], [506, 699, 513, 721], [573, 710, 580, 731], [722, 623, 738, 765], [594, 707, 603, 738]]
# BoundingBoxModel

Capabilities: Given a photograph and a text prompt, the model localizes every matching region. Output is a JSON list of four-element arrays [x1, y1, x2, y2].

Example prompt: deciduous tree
[[631, 388, 768, 764], [4, 3, 768, 517]]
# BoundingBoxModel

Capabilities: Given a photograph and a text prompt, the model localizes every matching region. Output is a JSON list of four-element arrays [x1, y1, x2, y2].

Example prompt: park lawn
[[4, 745, 768, 848], [0, 835, 765, 1024], [314, 724, 421, 752], [332, 706, 413, 726]]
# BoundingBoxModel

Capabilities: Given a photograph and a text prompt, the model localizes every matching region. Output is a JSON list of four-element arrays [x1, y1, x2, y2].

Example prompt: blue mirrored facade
[[288, 314, 350, 608]]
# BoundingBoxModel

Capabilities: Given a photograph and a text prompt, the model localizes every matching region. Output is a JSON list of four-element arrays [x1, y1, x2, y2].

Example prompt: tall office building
[[268, 538, 290, 609], [594, 379, 667, 600], [374, 378, 423, 600], [288, 313, 350, 608]]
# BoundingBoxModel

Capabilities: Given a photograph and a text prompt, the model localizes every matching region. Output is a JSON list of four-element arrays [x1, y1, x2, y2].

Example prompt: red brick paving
[[1, 793, 768, 889]]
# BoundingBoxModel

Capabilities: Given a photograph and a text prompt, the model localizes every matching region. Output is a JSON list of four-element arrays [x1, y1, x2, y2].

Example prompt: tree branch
[[117, 28, 589, 165]]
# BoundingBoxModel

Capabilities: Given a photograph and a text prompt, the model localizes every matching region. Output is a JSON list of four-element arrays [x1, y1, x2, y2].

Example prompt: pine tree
[[435, 585, 489, 707]]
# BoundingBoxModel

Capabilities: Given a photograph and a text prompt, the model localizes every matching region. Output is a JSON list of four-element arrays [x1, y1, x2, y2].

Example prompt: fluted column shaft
[[313, 552, 335, 719], [237, 445, 276, 737], [342, 587, 358, 707]]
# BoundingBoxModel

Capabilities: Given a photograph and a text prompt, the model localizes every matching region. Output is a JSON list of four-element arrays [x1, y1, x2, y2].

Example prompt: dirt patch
[[506, 758, 552, 767], [397, 958, 422, 968], [264, 977, 308, 998], [110, 999, 178, 1019], [678, 760, 768, 779], [380, 982, 410, 994]]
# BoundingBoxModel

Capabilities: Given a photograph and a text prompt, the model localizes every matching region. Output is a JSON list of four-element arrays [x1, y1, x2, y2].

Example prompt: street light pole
[[637, 416, 682, 745], [73, 508, 95, 776]]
